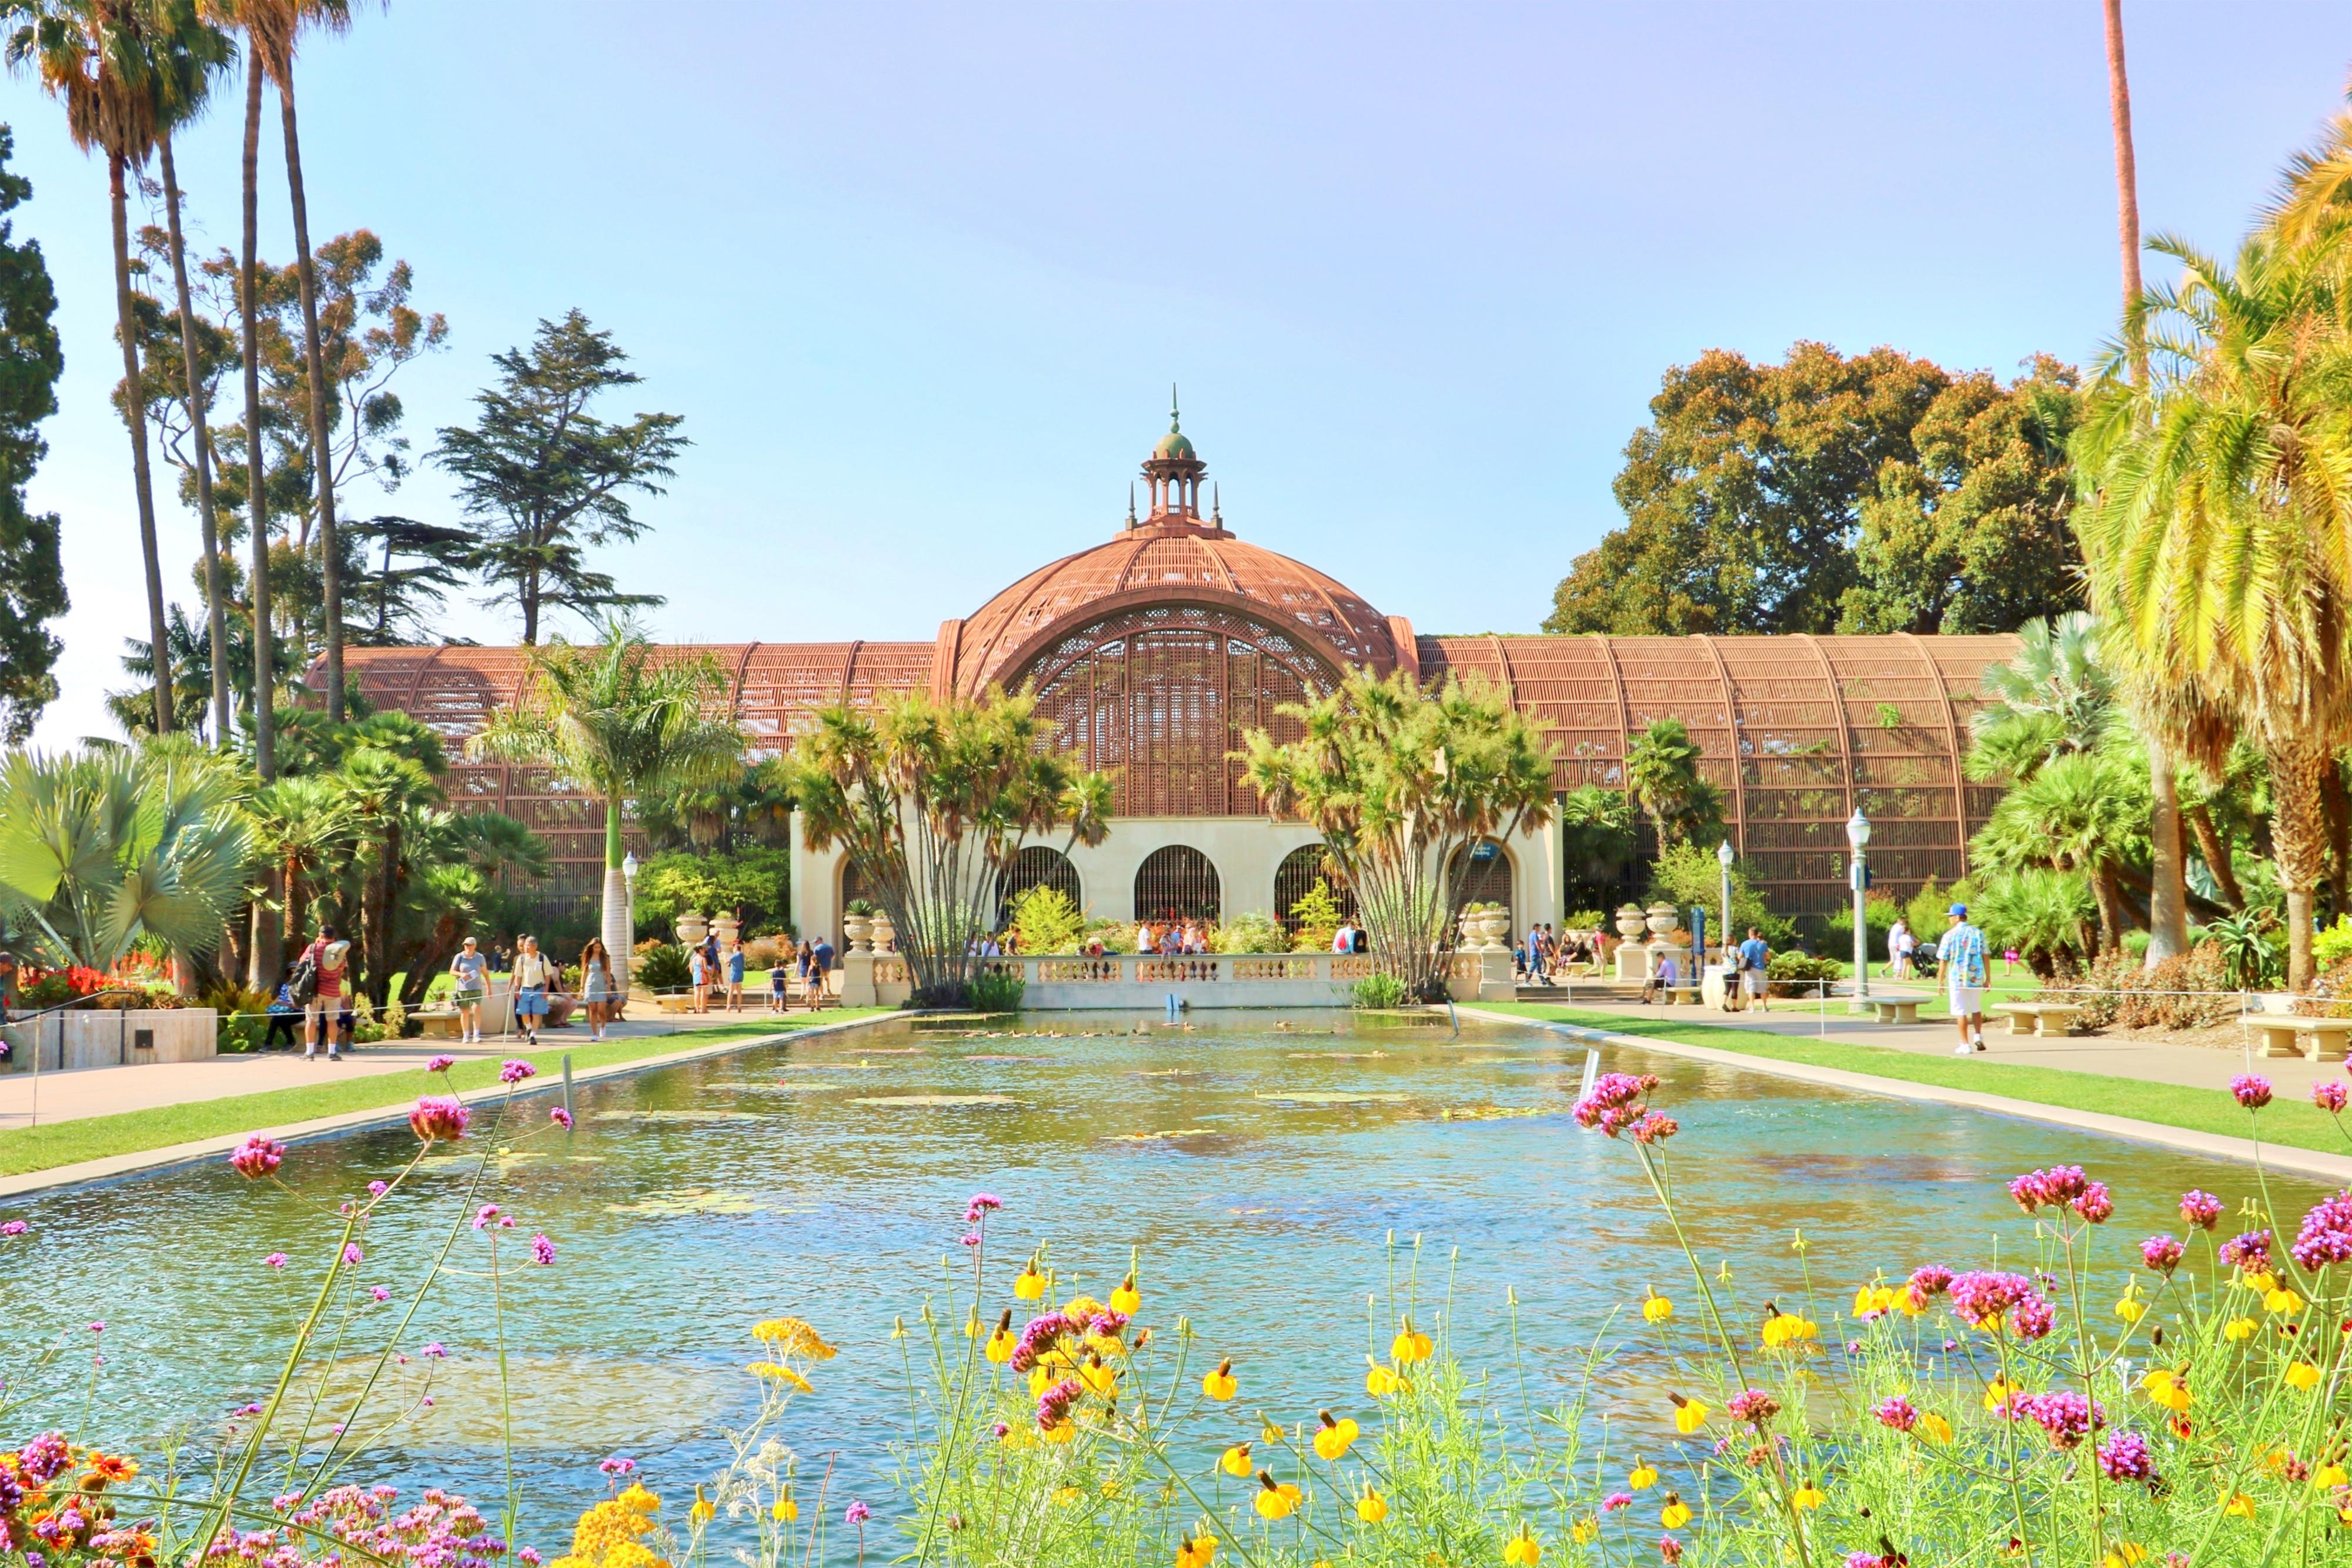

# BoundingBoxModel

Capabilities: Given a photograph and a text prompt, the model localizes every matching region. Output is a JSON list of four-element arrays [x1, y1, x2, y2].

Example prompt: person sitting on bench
[[1641, 951, 1683, 1004]]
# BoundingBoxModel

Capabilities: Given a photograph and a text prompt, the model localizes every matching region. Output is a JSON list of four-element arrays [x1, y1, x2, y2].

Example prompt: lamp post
[[1716, 839, 1735, 981], [620, 850, 640, 1004], [1846, 809, 1871, 1008]]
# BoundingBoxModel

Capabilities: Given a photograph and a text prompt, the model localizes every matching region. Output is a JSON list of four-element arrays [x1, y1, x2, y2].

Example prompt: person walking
[[263, 964, 302, 1050], [449, 936, 490, 1043], [688, 941, 710, 1013], [725, 940, 747, 1012], [1734, 926, 1771, 1014], [808, 934, 836, 1007], [512, 935, 551, 1046], [299, 922, 350, 1061], [1937, 903, 1990, 1055], [1887, 917, 1913, 981], [769, 954, 790, 1012], [579, 938, 616, 1042]]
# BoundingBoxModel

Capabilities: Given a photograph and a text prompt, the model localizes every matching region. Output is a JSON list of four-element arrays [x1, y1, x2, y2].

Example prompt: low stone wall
[[1, 1008, 219, 1072], [838, 950, 1512, 1008]]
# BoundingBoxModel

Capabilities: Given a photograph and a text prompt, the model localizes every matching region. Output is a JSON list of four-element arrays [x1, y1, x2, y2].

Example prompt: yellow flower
[[2313, 1463, 2350, 1489], [1642, 1293, 1674, 1324], [2139, 1369, 2191, 1412], [1203, 1358, 1238, 1401], [1220, 1443, 1253, 1478], [1392, 1319, 1434, 1364], [1111, 1275, 1141, 1314], [617, 1485, 660, 1516], [1503, 1527, 1542, 1565], [2244, 1270, 2276, 1293], [747, 1361, 814, 1392], [1670, 1393, 1709, 1434], [1356, 1485, 1389, 1524], [1792, 1486, 1825, 1511], [2284, 1361, 2321, 1392], [1262, 1420, 1285, 1445], [1917, 1412, 1952, 1445], [985, 1323, 1017, 1364], [1080, 1357, 1118, 1398], [2224, 1316, 2259, 1342], [690, 1485, 714, 1527], [1063, 1293, 1105, 1323], [1628, 1460, 1658, 1491], [1313, 1412, 1360, 1461], [1983, 1378, 2016, 1411], [1014, 1264, 1047, 1300], [2114, 1295, 2146, 1324], [2223, 1491, 2256, 1519], [1659, 1493, 1691, 1530], [2266, 1287, 2305, 1316], [1040, 1422, 1075, 1445], [1569, 1518, 1598, 1546], [1175, 1533, 1217, 1568], [750, 1317, 837, 1360], [1762, 1312, 1818, 1349], [1254, 1473, 1303, 1521], [772, 1495, 797, 1523], [1366, 1360, 1404, 1397], [2104, 1544, 2147, 1568]]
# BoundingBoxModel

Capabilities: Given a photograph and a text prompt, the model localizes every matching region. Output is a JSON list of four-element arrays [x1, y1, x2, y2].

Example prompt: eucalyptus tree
[[0, 125, 66, 745], [5, 0, 175, 733], [1238, 668, 1555, 1001], [786, 688, 1112, 1007], [469, 619, 746, 983], [2073, 222, 2352, 989]]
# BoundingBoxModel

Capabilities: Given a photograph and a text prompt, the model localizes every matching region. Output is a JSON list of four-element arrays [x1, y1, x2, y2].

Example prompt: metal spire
[[1170, 383, 1181, 432], [1211, 483, 1221, 526], [1127, 483, 1137, 528]]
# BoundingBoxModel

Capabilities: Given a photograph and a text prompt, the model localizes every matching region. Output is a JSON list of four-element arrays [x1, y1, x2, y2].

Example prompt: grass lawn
[[1479, 1001, 2352, 1159], [0, 1009, 894, 1180]]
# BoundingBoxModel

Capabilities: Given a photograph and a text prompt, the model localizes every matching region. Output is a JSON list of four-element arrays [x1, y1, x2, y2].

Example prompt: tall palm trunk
[[2271, 733, 2331, 991], [283, 854, 309, 958], [370, 816, 402, 1005], [2187, 802, 2246, 909], [279, 71, 344, 721], [110, 149, 174, 737], [2103, 0, 2146, 383], [242, 55, 281, 988], [159, 132, 230, 744]]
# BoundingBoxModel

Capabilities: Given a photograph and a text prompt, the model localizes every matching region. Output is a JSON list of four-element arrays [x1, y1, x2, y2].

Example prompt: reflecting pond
[[1, 1010, 2324, 1551]]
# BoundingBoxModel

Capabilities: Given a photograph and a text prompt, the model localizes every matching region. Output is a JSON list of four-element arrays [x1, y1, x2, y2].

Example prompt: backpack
[[288, 952, 320, 1004]]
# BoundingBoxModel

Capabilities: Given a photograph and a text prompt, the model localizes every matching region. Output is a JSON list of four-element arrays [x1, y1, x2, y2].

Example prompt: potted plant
[[1615, 904, 1649, 940], [1645, 902, 1681, 936], [844, 898, 876, 953], [675, 908, 709, 949]]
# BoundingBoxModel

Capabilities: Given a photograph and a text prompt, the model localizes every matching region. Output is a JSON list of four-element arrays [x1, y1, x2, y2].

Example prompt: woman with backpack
[[296, 922, 350, 1062]]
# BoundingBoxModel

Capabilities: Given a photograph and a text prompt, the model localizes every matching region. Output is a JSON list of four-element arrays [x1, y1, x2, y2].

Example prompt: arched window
[[1274, 844, 1356, 932], [1447, 839, 1514, 927], [1134, 845, 1221, 923], [839, 860, 878, 947], [997, 844, 1082, 920]]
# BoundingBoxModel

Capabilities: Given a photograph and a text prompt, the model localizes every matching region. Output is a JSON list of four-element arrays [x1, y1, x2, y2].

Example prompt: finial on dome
[[1127, 483, 1137, 529], [1211, 483, 1221, 526], [1170, 383, 1181, 433]]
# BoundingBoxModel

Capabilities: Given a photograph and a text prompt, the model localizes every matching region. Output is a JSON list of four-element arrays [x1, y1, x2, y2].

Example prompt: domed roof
[[953, 522, 1399, 693], [1152, 427, 1196, 461]]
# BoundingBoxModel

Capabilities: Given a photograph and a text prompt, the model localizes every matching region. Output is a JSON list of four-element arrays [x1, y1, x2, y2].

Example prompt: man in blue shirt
[[1735, 927, 1771, 1013], [1936, 902, 1990, 1054]]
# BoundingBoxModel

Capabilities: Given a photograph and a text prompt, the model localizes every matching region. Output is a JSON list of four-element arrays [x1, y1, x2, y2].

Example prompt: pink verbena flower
[[2180, 1189, 2223, 1231], [499, 1059, 535, 1084], [229, 1135, 286, 1179], [2006, 1390, 2102, 1447], [530, 1232, 556, 1265], [264, 1252, 288, 1268], [474, 1205, 500, 1230], [2140, 1235, 2184, 1274], [2231, 1074, 2273, 1109], [1872, 1396, 1918, 1432], [1726, 1389, 1780, 1425], [1948, 1271, 2054, 1338], [2220, 1230, 2273, 1272], [425, 1055, 456, 1074], [341, 1243, 363, 1266], [843, 1500, 871, 1526], [1906, 1264, 1955, 1306], [2097, 1428, 2154, 1482], [549, 1106, 573, 1129], [2315, 1082, 2349, 1114], [1572, 1072, 1663, 1138], [408, 1095, 470, 1142], [1601, 1492, 1633, 1512], [2289, 1191, 2352, 1272], [0, 1221, 25, 1236]]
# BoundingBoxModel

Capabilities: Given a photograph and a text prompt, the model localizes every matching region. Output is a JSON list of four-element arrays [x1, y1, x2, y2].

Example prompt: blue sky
[[9, 1, 2351, 745]]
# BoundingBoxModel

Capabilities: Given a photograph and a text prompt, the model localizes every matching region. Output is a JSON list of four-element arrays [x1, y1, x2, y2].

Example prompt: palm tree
[[2073, 222, 2352, 988], [1623, 718, 1718, 852], [244, 772, 347, 966], [1973, 750, 2144, 956], [229, 17, 272, 779], [243, 0, 355, 719], [469, 619, 747, 992], [149, 0, 234, 741], [333, 744, 436, 1002], [5, 0, 175, 735], [1976, 867, 2096, 981]]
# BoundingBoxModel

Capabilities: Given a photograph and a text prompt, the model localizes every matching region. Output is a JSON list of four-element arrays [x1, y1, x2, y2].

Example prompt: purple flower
[[2004, 1389, 2102, 1448], [1873, 1396, 1918, 1431], [1947, 1271, 2036, 1327], [2140, 1235, 2184, 1274], [599, 1457, 636, 1477], [2010, 1294, 2056, 1340], [519, 1552, 543, 1566], [425, 1055, 457, 1073], [1726, 1389, 1780, 1426], [968, 1192, 1003, 1212], [549, 1106, 573, 1130], [1573, 1071, 1664, 1137], [990, 1421, 1010, 1437], [2074, 1182, 2114, 1223], [2316, 1082, 2349, 1114], [0, 1221, 25, 1237], [2008, 1165, 2086, 1212], [1035, 1376, 1084, 1430], [409, 1095, 470, 1143], [421, 1342, 447, 1358], [264, 1252, 288, 1269], [367, 1180, 389, 1198], [2097, 1428, 2154, 1482], [958, 1231, 982, 1247], [370, 1286, 390, 1302], [2289, 1190, 2352, 1272], [500, 1059, 536, 1084], [1906, 1264, 1955, 1305], [1846, 1556, 1889, 1568], [229, 1135, 286, 1179], [843, 1500, 871, 1526], [341, 1243, 363, 1266], [2220, 1229, 2273, 1272], [474, 1205, 500, 1230], [530, 1233, 556, 1266], [2180, 1189, 2223, 1231], [2231, 1074, 2273, 1109], [88, 1320, 103, 1333], [1601, 1492, 1633, 1512], [19, 1432, 69, 1483]]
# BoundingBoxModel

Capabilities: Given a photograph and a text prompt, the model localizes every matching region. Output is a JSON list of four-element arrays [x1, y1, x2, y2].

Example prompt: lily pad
[[604, 1187, 780, 1217], [967, 1054, 1051, 1063], [1425, 1105, 1556, 1122], [849, 1094, 1021, 1108], [780, 1062, 881, 1072], [1253, 1091, 1411, 1106]]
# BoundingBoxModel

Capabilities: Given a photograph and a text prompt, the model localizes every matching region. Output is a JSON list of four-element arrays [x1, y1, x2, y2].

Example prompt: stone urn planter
[[676, 910, 709, 949], [711, 912, 741, 951], [1614, 904, 1648, 940], [843, 912, 873, 954], [1645, 902, 1682, 936], [1477, 908, 1512, 950], [870, 911, 896, 952]]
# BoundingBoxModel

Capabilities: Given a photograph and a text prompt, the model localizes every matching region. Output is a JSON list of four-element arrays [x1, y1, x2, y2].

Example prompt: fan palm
[[244, 773, 347, 965], [1975, 867, 2096, 982], [1623, 717, 1718, 852], [469, 618, 746, 982], [1972, 750, 2146, 955], [333, 744, 435, 1001], [5, 0, 175, 734], [0, 747, 253, 968], [2073, 222, 2352, 988]]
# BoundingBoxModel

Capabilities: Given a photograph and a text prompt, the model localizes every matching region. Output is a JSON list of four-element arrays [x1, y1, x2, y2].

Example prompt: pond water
[[1, 1010, 2327, 1554]]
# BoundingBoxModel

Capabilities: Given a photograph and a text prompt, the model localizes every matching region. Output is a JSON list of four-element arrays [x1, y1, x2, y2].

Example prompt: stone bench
[[1866, 995, 1926, 1025], [2246, 1015, 2352, 1062], [1992, 1001, 2086, 1038]]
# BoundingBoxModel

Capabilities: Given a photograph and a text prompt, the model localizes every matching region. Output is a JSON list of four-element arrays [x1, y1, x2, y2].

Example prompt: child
[[769, 959, 789, 1012]]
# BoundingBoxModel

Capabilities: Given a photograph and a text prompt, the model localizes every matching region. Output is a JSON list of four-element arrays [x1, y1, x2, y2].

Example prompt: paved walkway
[[1514, 987, 2344, 1097], [0, 1004, 829, 1130]]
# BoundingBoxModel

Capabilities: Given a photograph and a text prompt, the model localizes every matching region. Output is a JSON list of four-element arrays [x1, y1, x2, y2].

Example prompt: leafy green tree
[[788, 688, 1113, 1005], [470, 618, 746, 983], [0, 123, 66, 743], [1238, 668, 1555, 1000], [1558, 784, 1636, 906], [1964, 613, 2116, 784], [334, 744, 437, 1002], [1646, 839, 1792, 947], [244, 771, 349, 965], [1838, 359, 2084, 634], [1623, 718, 1721, 852], [433, 310, 687, 643], [629, 845, 791, 941], [1004, 882, 1085, 955], [345, 514, 473, 645]]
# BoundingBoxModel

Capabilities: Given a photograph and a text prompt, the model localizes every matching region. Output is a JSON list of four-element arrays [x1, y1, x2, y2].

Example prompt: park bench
[[2246, 1015, 2352, 1062], [1991, 1001, 2086, 1038], [1865, 994, 1926, 1024]]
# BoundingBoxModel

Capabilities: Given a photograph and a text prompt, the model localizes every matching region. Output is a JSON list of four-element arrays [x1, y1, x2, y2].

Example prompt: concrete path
[[0, 1004, 834, 1131]]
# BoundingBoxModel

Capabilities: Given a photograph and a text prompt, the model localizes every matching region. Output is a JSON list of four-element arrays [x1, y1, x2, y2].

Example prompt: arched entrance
[[1274, 844, 1356, 933], [1447, 839, 1514, 929], [997, 844, 1082, 920], [1134, 845, 1221, 923]]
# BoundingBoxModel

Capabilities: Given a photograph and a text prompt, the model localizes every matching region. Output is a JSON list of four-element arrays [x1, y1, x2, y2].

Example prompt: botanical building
[[337, 416, 2018, 942]]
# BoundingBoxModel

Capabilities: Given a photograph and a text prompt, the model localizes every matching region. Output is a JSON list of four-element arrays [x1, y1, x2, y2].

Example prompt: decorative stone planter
[[870, 912, 896, 952], [711, 913, 741, 951], [1615, 905, 1648, 940], [1476, 909, 1512, 950], [676, 910, 709, 949], [1645, 903, 1681, 936], [843, 914, 873, 954]]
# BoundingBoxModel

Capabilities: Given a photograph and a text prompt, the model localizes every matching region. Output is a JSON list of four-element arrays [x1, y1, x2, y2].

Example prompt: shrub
[[2314, 914, 2352, 970], [1351, 971, 1410, 1008], [1287, 878, 1344, 952], [629, 845, 792, 941], [635, 941, 690, 992], [1211, 911, 1291, 953], [743, 935, 784, 968], [1649, 840, 1793, 946], [1763, 949, 1842, 997], [1822, 892, 1902, 967], [1005, 884, 1085, 955], [965, 967, 1025, 1014]]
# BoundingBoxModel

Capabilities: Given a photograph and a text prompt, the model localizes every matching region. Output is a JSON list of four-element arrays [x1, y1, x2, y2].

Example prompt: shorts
[[1948, 983, 1984, 1017], [516, 985, 548, 1018], [453, 988, 485, 1007], [1740, 970, 1767, 996], [304, 994, 343, 1022]]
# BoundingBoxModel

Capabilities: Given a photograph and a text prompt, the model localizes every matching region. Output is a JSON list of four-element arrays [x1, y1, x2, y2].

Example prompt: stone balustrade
[[841, 949, 1509, 1009]]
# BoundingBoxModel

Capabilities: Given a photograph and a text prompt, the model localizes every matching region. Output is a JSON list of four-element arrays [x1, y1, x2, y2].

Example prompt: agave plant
[[0, 747, 254, 969]]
